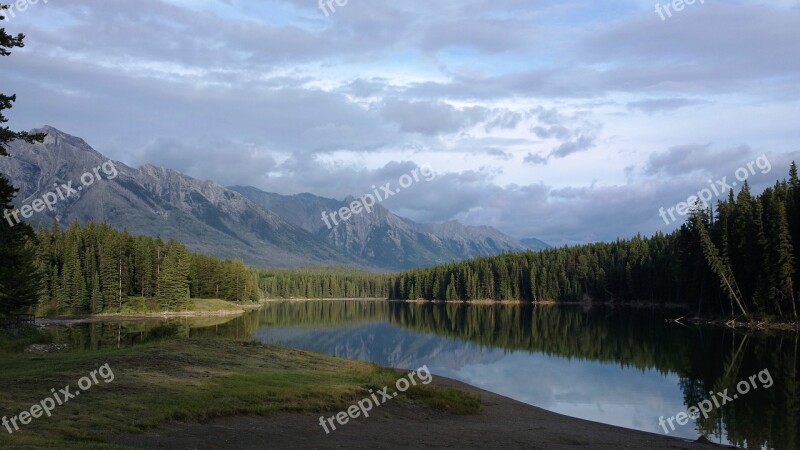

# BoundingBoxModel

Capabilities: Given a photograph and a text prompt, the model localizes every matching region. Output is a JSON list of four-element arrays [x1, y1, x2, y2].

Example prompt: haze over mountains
[[0, 127, 549, 270]]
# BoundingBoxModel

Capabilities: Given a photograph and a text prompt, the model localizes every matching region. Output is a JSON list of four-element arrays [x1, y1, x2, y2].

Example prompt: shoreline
[[262, 298, 800, 330], [260, 297, 386, 302], [33, 297, 799, 330], [0, 329, 744, 448], [37, 310, 244, 325], [36, 300, 263, 325], [685, 317, 800, 331], [113, 370, 732, 450]]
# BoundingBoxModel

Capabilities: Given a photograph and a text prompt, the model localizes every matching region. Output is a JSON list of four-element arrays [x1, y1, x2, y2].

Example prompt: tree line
[[256, 266, 390, 299], [388, 164, 800, 323], [32, 221, 260, 314]]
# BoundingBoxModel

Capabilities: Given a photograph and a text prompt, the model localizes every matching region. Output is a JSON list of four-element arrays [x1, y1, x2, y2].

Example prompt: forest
[[256, 266, 391, 299], [387, 164, 800, 323], [31, 221, 260, 315]]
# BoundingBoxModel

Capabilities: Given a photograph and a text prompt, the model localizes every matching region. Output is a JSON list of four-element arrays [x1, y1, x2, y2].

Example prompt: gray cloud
[[380, 98, 489, 135], [551, 133, 597, 158], [524, 153, 548, 165], [486, 149, 514, 160], [645, 144, 753, 176], [532, 125, 571, 140], [626, 98, 710, 113]]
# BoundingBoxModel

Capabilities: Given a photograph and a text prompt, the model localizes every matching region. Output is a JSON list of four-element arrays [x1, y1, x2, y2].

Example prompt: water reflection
[[42, 313, 258, 349], [43, 301, 799, 449]]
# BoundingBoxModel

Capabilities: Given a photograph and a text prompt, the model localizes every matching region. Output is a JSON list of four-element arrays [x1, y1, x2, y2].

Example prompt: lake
[[43, 301, 799, 449]]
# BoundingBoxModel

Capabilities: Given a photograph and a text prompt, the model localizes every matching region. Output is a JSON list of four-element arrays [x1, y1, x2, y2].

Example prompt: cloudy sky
[[1, 0, 799, 245]]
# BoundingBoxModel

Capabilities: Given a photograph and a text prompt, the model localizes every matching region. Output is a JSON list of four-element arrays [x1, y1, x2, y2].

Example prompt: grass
[[98, 297, 248, 315], [402, 385, 484, 415], [0, 336, 482, 449], [35, 297, 253, 317], [186, 298, 246, 312]]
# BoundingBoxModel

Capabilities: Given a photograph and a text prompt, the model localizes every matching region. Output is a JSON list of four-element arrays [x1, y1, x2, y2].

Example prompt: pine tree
[[0, 230, 42, 315], [60, 224, 87, 311], [768, 198, 797, 320], [157, 241, 190, 310], [691, 212, 747, 318], [0, 6, 46, 316], [99, 231, 127, 310], [90, 272, 101, 314]]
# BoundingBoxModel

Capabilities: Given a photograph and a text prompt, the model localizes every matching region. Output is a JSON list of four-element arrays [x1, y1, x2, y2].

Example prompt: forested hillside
[[388, 164, 800, 322], [256, 266, 390, 299], [34, 222, 260, 314]]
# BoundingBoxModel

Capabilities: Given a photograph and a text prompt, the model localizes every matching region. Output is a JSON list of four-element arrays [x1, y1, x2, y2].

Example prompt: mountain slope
[[1, 126, 549, 270], [230, 186, 535, 269], [521, 237, 551, 251], [0, 126, 362, 268]]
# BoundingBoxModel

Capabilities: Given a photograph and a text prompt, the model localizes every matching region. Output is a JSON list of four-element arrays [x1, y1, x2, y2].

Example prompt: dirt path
[[112, 376, 731, 450]]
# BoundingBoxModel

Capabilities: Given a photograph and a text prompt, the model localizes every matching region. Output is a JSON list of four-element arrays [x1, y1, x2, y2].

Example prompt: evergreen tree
[[157, 241, 190, 310], [767, 197, 796, 320], [0, 5, 45, 316]]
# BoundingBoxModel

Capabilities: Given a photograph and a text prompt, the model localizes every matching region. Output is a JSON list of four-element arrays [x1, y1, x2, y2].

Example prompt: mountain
[[521, 237, 551, 251], [0, 126, 361, 268], [230, 186, 533, 269], [1, 126, 548, 270]]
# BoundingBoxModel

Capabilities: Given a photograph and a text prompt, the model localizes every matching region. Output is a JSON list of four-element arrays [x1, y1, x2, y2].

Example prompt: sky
[[1, 0, 799, 245]]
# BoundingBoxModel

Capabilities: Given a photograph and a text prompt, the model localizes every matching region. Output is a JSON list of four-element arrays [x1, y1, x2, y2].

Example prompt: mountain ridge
[[229, 185, 545, 268], [1, 126, 549, 270]]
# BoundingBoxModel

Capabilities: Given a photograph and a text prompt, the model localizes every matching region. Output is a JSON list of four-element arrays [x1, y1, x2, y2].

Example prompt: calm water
[[43, 301, 799, 449]]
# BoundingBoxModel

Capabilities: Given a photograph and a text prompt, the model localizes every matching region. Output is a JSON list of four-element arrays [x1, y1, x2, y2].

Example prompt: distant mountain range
[[0, 126, 549, 270]]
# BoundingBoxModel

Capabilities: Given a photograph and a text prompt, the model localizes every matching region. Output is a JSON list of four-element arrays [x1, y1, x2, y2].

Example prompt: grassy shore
[[34, 299, 261, 322], [0, 336, 481, 449]]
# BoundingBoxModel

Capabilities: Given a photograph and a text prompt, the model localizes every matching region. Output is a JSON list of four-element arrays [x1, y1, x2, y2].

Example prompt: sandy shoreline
[[112, 374, 733, 450]]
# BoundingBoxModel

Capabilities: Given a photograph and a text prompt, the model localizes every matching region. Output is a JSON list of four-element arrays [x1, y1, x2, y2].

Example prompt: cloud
[[532, 125, 571, 140], [524, 153, 548, 165], [551, 133, 597, 158], [524, 108, 602, 163], [645, 144, 753, 176], [626, 98, 710, 113], [487, 149, 514, 160], [343, 78, 392, 98], [380, 98, 489, 135], [138, 137, 279, 187], [484, 109, 523, 132], [420, 18, 533, 53]]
